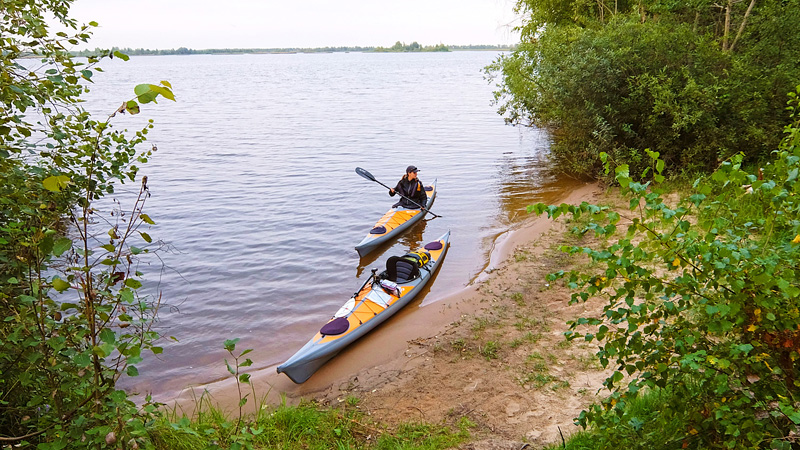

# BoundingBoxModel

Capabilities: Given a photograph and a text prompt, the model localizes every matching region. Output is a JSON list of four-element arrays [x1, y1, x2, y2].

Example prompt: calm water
[[78, 51, 583, 397]]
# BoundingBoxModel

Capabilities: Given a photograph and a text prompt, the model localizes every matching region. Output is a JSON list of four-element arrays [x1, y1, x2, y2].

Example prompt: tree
[[487, 0, 800, 179], [1, 0, 174, 446]]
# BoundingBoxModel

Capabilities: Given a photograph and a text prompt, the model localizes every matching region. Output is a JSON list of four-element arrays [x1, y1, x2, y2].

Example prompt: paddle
[[355, 167, 442, 218]]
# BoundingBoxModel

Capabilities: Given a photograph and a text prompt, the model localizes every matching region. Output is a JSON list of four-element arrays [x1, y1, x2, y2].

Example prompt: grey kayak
[[355, 179, 437, 257], [277, 230, 450, 384]]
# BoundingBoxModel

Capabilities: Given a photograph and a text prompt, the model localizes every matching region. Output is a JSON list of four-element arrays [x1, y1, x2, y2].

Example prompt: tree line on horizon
[[72, 43, 512, 57]]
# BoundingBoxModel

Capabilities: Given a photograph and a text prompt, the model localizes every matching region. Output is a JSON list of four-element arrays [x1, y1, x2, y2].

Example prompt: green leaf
[[125, 279, 142, 289], [119, 288, 134, 303], [149, 84, 175, 101], [239, 373, 251, 383], [224, 338, 240, 351], [127, 365, 139, 377], [53, 237, 72, 256], [43, 175, 71, 192], [139, 231, 152, 243], [125, 100, 140, 115], [113, 50, 130, 61], [134, 84, 158, 104], [7, 277, 18, 284], [52, 278, 70, 292], [100, 328, 116, 344], [140, 213, 155, 225], [225, 359, 235, 375], [74, 352, 91, 367]]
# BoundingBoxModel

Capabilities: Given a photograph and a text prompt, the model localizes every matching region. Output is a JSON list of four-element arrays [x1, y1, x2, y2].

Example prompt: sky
[[63, 0, 521, 50]]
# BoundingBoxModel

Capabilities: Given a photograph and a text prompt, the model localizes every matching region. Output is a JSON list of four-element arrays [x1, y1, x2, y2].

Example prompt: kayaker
[[389, 165, 427, 209]]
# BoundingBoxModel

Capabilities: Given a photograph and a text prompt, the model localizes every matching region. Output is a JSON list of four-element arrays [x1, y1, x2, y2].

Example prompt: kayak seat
[[385, 256, 419, 283], [370, 225, 387, 234], [425, 186, 433, 191]]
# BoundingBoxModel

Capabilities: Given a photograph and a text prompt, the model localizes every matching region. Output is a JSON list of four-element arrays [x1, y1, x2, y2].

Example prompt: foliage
[[1, 0, 175, 447], [487, 0, 800, 179], [224, 337, 256, 446], [541, 386, 690, 449], [374, 42, 450, 52], [530, 87, 800, 448], [150, 397, 471, 450]]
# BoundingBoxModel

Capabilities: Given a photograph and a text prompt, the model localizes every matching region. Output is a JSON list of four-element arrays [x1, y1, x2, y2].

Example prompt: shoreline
[[164, 182, 607, 435]]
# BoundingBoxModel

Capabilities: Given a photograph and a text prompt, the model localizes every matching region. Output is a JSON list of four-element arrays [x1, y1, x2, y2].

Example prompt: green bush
[[531, 87, 800, 448], [1, 0, 174, 447], [487, 1, 800, 179]]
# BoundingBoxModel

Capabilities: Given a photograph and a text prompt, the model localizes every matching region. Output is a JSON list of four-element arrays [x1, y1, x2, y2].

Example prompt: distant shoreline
[[72, 44, 514, 57]]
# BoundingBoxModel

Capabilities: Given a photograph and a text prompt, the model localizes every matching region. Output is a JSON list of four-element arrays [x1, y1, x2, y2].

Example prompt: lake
[[79, 51, 583, 397]]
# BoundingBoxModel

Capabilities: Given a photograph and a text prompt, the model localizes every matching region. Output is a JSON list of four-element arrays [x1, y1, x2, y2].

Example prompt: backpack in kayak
[[402, 250, 431, 267], [385, 255, 419, 283]]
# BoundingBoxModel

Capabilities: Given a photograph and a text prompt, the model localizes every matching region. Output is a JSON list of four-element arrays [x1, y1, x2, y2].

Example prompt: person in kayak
[[389, 165, 427, 209]]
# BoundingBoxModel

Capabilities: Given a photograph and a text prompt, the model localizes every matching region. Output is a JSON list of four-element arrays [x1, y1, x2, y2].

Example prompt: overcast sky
[[63, 0, 521, 50]]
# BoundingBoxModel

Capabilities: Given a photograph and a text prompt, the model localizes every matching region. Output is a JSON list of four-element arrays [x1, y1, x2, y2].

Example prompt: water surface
[[79, 51, 583, 396]]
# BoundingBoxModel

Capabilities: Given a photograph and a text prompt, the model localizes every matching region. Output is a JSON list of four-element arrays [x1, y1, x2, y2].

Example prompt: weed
[[472, 316, 497, 332], [479, 341, 500, 360]]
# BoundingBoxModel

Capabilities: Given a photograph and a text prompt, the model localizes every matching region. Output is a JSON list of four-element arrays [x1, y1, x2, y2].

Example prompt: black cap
[[406, 165, 419, 174]]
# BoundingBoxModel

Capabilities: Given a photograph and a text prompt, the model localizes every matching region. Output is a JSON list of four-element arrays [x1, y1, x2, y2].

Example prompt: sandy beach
[[168, 181, 612, 449]]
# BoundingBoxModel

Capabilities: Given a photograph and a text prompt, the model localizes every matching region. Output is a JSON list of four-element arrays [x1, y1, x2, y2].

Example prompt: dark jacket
[[390, 176, 427, 209]]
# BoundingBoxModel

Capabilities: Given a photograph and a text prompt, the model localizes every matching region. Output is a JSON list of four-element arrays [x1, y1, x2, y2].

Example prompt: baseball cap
[[406, 165, 419, 173]]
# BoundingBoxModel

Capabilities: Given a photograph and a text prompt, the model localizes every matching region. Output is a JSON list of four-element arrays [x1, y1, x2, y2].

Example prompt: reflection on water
[[493, 138, 587, 225], [355, 217, 430, 277]]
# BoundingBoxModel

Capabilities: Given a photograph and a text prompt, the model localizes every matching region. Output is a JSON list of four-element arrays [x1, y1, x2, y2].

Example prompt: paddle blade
[[355, 167, 377, 182]]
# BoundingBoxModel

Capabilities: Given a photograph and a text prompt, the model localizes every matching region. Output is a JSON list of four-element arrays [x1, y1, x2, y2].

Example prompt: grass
[[149, 394, 472, 450], [479, 341, 500, 360], [541, 387, 690, 450]]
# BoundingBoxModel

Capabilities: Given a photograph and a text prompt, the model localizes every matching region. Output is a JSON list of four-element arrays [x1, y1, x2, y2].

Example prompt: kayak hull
[[355, 179, 437, 257], [277, 231, 450, 384]]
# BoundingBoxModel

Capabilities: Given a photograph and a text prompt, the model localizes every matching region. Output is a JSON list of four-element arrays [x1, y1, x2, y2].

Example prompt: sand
[[169, 182, 612, 449]]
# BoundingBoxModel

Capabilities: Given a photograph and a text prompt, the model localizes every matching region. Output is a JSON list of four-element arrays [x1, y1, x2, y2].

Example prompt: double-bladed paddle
[[355, 167, 442, 218]]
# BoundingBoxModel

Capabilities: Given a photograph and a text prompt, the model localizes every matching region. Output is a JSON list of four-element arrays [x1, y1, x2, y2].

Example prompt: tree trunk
[[722, 0, 733, 51], [729, 0, 757, 53]]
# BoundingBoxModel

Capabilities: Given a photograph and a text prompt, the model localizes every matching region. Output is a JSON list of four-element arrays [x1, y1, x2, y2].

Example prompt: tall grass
[[147, 392, 471, 450]]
